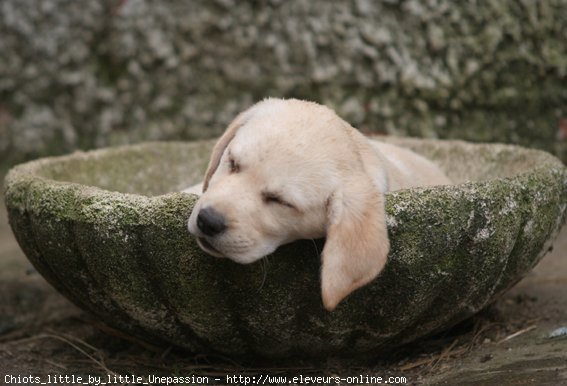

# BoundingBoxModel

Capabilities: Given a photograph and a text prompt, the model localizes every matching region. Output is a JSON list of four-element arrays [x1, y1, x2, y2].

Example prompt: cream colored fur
[[186, 98, 450, 310]]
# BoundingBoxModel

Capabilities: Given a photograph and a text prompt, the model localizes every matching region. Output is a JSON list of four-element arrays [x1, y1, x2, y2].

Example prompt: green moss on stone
[[3, 138, 566, 359]]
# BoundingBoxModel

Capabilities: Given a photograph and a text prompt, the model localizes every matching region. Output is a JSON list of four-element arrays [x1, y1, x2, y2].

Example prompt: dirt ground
[[1, 185, 566, 385]]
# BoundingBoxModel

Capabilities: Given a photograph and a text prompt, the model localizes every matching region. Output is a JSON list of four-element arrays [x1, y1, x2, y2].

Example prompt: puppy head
[[188, 98, 390, 310]]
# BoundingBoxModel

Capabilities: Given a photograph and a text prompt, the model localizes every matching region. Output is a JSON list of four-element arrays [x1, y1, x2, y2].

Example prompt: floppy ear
[[203, 109, 252, 192], [320, 176, 390, 311], [320, 127, 392, 311]]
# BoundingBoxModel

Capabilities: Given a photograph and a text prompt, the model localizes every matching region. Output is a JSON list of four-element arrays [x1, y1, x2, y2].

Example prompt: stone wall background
[[1, 0, 566, 167]]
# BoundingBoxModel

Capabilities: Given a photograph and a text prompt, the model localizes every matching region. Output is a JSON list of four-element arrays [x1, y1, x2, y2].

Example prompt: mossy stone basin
[[4, 138, 566, 359]]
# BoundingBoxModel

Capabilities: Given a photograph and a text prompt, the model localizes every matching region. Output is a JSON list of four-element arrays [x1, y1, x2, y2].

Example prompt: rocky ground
[[0, 184, 566, 385]]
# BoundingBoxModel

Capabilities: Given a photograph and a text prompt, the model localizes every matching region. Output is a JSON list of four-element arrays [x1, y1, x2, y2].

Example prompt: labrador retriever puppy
[[186, 98, 450, 310]]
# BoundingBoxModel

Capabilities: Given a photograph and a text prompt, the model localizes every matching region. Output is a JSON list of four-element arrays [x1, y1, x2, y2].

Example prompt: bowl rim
[[5, 138, 564, 209]]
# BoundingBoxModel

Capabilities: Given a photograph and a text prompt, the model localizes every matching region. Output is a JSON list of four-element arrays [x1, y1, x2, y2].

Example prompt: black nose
[[197, 207, 227, 237]]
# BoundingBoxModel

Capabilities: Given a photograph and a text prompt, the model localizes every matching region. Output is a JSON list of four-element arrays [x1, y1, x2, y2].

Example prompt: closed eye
[[262, 191, 295, 209], [228, 156, 240, 173]]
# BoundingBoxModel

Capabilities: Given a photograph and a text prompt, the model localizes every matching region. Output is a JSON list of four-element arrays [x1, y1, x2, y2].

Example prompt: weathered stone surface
[[4, 138, 566, 359], [1, 1, 566, 166]]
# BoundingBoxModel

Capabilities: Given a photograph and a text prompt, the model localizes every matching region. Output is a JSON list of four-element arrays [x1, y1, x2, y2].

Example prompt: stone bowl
[[4, 138, 566, 359]]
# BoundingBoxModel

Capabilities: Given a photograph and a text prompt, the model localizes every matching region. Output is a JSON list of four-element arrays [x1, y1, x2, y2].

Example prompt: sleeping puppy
[[186, 98, 450, 310]]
